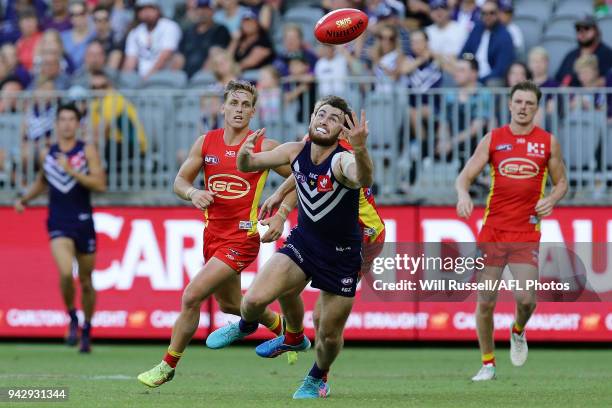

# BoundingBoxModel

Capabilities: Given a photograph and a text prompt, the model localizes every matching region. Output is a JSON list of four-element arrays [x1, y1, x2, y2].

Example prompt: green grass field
[[0, 343, 610, 407]]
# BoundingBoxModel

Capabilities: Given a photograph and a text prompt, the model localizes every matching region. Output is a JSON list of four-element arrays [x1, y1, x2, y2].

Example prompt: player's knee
[[318, 332, 343, 350], [477, 301, 496, 316], [182, 286, 204, 310], [79, 276, 94, 292], [241, 292, 268, 314]]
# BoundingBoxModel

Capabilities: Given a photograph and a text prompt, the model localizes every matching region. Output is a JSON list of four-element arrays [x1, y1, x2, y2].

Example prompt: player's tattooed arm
[[535, 135, 568, 217], [237, 129, 302, 172], [174, 134, 216, 209], [455, 133, 491, 219], [259, 175, 296, 220], [58, 144, 107, 192], [336, 110, 373, 188], [15, 149, 48, 212]]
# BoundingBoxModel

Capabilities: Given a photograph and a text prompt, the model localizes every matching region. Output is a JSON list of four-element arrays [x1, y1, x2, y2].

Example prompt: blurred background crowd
[[1, 0, 612, 203]]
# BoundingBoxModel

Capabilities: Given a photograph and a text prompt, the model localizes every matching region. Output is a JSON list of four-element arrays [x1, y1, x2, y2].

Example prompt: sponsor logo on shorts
[[341, 277, 354, 286], [88, 239, 96, 252], [317, 175, 333, 192], [363, 227, 376, 236], [208, 174, 250, 199], [295, 172, 307, 184], [341, 287, 352, 293], [336, 246, 352, 252], [285, 244, 304, 263], [498, 157, 539, 179], [226, 253, 235, 261], [495, 143, 512, 151], [228, 248, 241, 256], [78, 213, 91, 221], [205, 155, 220, 165], [225, 150, 236, 157], [238, 220, 254, 230]]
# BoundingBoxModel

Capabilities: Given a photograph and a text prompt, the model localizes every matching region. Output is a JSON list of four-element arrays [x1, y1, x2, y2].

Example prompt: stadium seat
[[539, 36, 575, 77], [0, 113, 22, 186], [514, 0, 553, 24], [513, 16, 543, 56], [188, 70, 217, 89], [560, 116, 601, 171], [141, 70, 188, 89], [117, 71, 143, 89], [544, 16, 578, 41], [553, 0, 593, 19]]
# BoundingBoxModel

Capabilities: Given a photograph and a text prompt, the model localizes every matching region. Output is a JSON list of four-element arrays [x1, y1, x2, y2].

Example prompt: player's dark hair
[[314, 95, 352, 126], [510, 80, 542, 104], [223, 79, 258, 107], [57, 102, 82, 122]]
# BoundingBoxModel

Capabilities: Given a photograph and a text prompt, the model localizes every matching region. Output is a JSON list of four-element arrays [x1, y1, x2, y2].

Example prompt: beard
[[578, 37, 596, 48], [308, 125, 339, 147]]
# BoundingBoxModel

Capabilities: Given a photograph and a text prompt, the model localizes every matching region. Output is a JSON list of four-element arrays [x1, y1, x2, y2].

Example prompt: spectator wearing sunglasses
[[555, 15, 612, 87]]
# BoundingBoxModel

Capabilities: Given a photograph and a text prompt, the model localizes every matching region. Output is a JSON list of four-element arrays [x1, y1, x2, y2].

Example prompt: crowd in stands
[[1, 0, 612, 191]]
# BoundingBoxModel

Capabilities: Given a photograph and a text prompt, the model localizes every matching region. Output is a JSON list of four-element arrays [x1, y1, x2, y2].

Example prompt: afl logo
[[205, 155, 219, 165], [208, 174, 250, 199], [341, 277, 354, 286], [499, 158, 539, 179]]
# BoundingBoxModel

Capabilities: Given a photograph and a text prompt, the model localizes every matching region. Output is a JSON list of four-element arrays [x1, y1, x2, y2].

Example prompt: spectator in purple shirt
[[41, 0, 72, 32]]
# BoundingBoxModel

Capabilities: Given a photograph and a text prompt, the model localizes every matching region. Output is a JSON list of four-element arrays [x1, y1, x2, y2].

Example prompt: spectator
[[406, 0, 433, 30], [426, 0, 467, 71], [528, 47, 558, 88], [122, 0, 182, 79], [528, 47, 558, 128], [71, 40, 116, 88], [497, 0, 524, 58], [436, 55, 491, 163], [284, 53, 316, 124], [401, 30, 442, 136], [460, 0, 515, 85], [230, 10, 275, 71], [97, 0, 132, 42], [91, 5, 124, 70], [452, 0, 480, 33], [358, 1, 411, 61], [33, 29, 76, 78], [89, 70, 148, 169], [201, 47, 240, 129], [369, 24, 404, 92], [21, 79, 57, 172], [172, 0, 231, 77], [555, 15, 612, 87], [571, 55, 605, 112], [241, 0, 279, 32], [1, 44, 32, 88], [1, 0, 47, 45], [213, 0, 249, 37], [60, 1, 95, 70], [314, 44, 349, 97], [274, 24, 317, 77], [505, 61, 531, 88], [41, 0, 72, 32], [256, 65, 281, 123], [0, 76, 24, 113], [15, 8, 43, 72], [33, 50, 71, 90]]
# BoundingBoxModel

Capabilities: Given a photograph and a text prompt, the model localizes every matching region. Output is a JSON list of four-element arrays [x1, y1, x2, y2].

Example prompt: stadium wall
[[1, 206, 611, 342]]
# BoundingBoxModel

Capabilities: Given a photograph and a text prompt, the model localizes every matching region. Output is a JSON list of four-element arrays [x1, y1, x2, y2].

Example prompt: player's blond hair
[[223, 79, 258, 107]]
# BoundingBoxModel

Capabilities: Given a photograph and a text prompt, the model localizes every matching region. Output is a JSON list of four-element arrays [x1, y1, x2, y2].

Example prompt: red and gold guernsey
[[483, 125, 551, 232], [201, 128, 269, 240]]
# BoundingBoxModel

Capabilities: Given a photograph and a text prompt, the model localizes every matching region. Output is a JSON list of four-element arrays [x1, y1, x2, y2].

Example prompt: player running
[[207, 95, 374, 399], [257, 129, 386, 369], [455, 81, 568, 381], [14, 103, 107, 353], [137, 80, 291, 388]]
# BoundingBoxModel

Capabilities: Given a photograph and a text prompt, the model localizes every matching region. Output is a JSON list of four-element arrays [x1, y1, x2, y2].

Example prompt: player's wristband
[[186, 187, 197, 200]]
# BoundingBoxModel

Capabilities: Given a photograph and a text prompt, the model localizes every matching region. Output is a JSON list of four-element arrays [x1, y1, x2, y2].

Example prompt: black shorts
[[47, 218, 96, 254], [278, 227, 361, 297]]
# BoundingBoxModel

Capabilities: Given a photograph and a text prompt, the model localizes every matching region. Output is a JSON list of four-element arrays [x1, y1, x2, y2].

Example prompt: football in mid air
[[314, 8, 369, 45]]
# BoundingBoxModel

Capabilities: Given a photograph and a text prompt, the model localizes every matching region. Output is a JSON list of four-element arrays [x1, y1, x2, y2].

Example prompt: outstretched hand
[[343, 110, 369, 151], [239, 128, 266, 158]]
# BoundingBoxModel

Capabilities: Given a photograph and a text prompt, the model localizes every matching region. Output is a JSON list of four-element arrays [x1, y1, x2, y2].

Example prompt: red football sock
[[163, 349, 182, 368], [482, 352, 495, 366], [512, 322, 524, 335], [266, 313, 283, 336], [284, 325, 304, 346]]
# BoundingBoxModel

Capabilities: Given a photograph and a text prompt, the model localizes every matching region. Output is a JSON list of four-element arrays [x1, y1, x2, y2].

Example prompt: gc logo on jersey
[[499, 157, 539, 179], [208, 174, 250, 199]]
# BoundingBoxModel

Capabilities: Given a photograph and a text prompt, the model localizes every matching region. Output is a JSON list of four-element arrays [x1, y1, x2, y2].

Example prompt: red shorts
[[203, 232, 260, 273], [477, 225, 540, 267], [360, 228, 386, 278]]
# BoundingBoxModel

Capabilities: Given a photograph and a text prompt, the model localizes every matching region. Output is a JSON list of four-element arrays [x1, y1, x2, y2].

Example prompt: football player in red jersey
[[456, 80, 568, 381], [138, 80, 291, 388]]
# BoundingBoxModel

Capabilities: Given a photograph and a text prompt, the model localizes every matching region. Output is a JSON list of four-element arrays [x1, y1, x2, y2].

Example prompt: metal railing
[[1, 80, 612, 205]]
